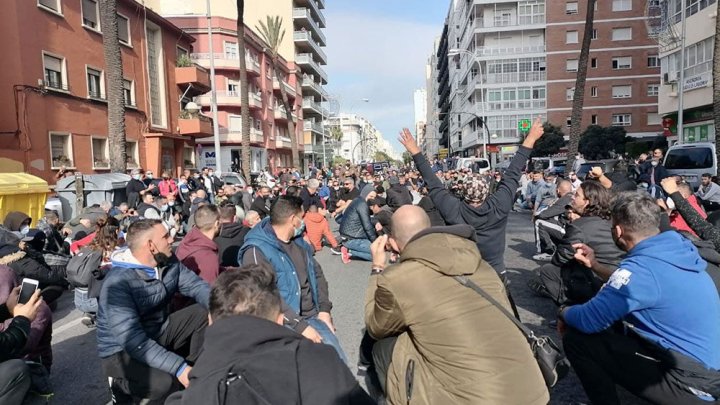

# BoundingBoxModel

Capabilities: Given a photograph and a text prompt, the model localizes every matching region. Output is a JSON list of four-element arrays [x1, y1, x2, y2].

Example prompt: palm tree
[[236, 0, 251, 177], [256, 16, 299, 168], [566, 0, 596, 175], [99, 0, 126, 173], [713, 5, 720, 174]]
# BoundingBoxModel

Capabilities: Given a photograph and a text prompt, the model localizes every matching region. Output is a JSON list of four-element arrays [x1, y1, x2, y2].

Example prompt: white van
[[454, 157, 491, 174], [664, 142, 717, 189]]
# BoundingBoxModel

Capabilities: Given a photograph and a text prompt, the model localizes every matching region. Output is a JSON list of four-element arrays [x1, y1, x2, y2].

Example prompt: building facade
[[0, 0, 205, 183], [424, 39, 442, 159], [546, 0, 661, 139], [657, 0, 716, 143], [326, 114, 393, 163]]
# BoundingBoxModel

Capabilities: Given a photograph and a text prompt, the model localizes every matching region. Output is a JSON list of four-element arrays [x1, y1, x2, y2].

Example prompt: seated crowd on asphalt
[[0, 118, 719, 404]]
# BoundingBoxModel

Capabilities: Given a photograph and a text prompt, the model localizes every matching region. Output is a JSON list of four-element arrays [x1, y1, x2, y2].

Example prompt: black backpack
[[66, 247, 102, 288]]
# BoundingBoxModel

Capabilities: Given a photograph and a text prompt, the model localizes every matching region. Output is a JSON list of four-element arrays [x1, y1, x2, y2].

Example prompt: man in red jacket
[[176, 205, 222, 284]]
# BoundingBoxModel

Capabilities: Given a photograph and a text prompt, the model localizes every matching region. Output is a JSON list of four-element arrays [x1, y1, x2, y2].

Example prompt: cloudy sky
[[324, 1, 448, 155]]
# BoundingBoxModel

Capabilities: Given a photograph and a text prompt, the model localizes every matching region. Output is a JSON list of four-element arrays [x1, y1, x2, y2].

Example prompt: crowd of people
[[0, 117, 719, 404]]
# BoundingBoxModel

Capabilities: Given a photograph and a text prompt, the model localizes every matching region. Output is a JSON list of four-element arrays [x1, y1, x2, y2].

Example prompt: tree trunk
[[565, 0, 596, 175], [714, 6, 720, 175], [100, 0, 127, 173], [237, 0, 251, 178], [273, 60, 299, 169]]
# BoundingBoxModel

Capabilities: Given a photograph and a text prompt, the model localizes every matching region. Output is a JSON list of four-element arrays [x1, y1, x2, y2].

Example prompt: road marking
[[53, 317, 85, 338]]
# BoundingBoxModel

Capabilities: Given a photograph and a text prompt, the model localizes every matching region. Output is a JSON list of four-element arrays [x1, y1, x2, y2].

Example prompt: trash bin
[[56, 173, 131, 221], [0, 173, 50, 225]]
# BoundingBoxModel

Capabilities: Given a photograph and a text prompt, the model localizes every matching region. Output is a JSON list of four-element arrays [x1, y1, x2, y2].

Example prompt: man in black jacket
[[166, 265, 373, 405], [532, 180, 573, 261], [126, 169, 156, 209], [385, 176, 413, 211], [0, 285, 43, 404], [250, 186, 272, 219], [399, 118, 546, 274], [214, 204, 249, 267]]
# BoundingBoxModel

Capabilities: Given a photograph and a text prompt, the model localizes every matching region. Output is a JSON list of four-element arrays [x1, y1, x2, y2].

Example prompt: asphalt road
[[31, 212, 649, 404]]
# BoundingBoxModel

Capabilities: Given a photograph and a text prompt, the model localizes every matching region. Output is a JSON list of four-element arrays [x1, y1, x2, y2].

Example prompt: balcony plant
[[177, 54, 193, 68], [94, 158, 111, 168], [53, 155, 72, 168]]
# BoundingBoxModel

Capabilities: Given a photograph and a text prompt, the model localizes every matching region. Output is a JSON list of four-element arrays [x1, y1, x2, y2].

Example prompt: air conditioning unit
[[664, 71, 679, 83], [669, 91, 678, 97]]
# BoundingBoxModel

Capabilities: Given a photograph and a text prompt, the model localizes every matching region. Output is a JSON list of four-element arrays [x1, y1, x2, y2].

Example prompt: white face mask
[[651, 160, 659, 167], [20, 225, 30, 235], [168, 201, 175, 207], [160, 204, 169, 212]]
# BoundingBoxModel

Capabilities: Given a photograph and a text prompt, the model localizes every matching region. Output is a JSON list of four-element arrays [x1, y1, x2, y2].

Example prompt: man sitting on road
[[696, 173, 720, 212], [533, 172, 557, 215], [97, 219, 210, 403], [338, 186, 378, 264], [532, 179, 573, 261], [176, 205, 222, 284], [365, 206, 549, 404], [299, 178, 322, 212], [563, 192, 720, 404], [385, 175, 413, 211], [240, 196, 345, 362], [166, 265, 374, 405], [214, 203, 250, 268]]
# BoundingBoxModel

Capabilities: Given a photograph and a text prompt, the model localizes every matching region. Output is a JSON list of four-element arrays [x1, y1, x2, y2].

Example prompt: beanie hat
[[462, 175, 490, 205]]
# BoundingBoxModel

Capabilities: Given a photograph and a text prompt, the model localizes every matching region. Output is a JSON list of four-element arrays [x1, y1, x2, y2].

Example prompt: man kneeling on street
[[97, 219, 211, 403], [364, 205, 548, 404], [564, 192, 720, 404], [166, 265, 374, 404]]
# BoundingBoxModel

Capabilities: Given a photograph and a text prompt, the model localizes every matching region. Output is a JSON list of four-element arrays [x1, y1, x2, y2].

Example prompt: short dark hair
[[126, 219, 163, 252], [702, 173, 713, 179], [218, 203, 236, 221], [194, 204, 219, 230], [270, 196, 303, 225], [210, 265, 281, 322], [611, 192, 661, 236], [285, 186, 301, 197]]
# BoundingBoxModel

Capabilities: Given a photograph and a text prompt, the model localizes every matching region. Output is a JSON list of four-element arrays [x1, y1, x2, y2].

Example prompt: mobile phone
[[18, 278, 39, 305]]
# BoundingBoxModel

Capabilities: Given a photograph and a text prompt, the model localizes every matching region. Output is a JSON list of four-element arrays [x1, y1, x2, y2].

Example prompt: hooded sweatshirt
[[3, 211, 30, 232], [565, 231, 720, 370], [176, 227, 221, 284], [303, 211, 337, 251], [214, 222, 249, 267]]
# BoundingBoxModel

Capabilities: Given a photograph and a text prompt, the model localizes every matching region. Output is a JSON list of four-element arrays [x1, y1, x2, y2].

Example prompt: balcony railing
[[219, 127, 264, 143], [481, 99, 546, 111], [190, 53, 261, 73], [292, 8, 326, 44], [196, 91, 262, 107], [482, 71, 546, 84], [301, 76, 327, 97], [303, 121, 325, 134], [296, 53, 328, 83], [474, 14, 545, 29], [293, 31, 327, 63], [474, 45, 545, 57]]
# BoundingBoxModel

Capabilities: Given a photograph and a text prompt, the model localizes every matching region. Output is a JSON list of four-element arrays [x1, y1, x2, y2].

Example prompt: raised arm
[[662, 178, 720, 251]]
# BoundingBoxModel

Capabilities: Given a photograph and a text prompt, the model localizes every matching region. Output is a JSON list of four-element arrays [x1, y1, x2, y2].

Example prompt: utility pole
[[206, 0, 222, 170]]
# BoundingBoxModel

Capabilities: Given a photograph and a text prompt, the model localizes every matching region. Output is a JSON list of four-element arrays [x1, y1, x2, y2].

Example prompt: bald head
[[390, 205, 431, 251], [557, 180, 573, 197]]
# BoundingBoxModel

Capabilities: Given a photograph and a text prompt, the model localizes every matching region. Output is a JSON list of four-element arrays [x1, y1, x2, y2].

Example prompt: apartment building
[[447, 0, 547, 163], [245, 0, 329, 168], [546, 0, 661, 138], [423, 44, 441, 159], [0, 0, 205, 183], [436, 21, 452, 158], [657, 0, 716, 142], [325, 114, 383, 163]]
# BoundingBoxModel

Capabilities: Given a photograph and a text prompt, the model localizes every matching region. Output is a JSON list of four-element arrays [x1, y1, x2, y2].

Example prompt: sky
[[323, 0, 448, 155]]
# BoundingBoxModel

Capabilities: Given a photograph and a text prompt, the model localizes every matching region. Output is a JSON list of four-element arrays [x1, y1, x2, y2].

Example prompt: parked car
[[221, 172, 248, 188], [664, 142, 717, 189], [531, 157, 567, 174], [454, 157, 491, 174], [576, 159, 620, 180]]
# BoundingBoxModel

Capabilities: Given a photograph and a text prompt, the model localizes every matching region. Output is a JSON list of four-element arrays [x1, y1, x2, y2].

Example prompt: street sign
[[438, 148, 449, 159], [518, 119, 531, 133]]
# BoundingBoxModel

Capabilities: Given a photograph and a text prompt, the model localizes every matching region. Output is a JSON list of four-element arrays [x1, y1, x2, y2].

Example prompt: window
[[38, 0, 61, 14], [612, 27, 632, 41], [50, 132, 73, 168], [146, 23, 167, 128], [82, 0, 100, 30], [591, 29, 598, 40], [566, 59, 578, 72], [118, 14, 130, 45], [566, 2, 579, 14], [43, 52, 66, 90], [177, 46, 188, 60], [612, 114, 632, 126], [611, 85, 632, 98], [612, 0, 632, 11], [566, 117, 572, 127], [647, 55, 660, 67], [566, 31, 579, 44], [183, 146, 195, 168], [228, 115, 242, 132], [224, 42, 238, 59], [647, 83, 659, 96], [123, 79, 135, 107], [591, 114, 598, 125], [126, 141, 139, 168], [612, 56, 632, 69], [591, 86, 598, 97], [647, 113, 662, 125], [92, 137, 109, 168], [566, 88, 575, 101], [591, 58, 597, 68], [86, 67, 104, 99]]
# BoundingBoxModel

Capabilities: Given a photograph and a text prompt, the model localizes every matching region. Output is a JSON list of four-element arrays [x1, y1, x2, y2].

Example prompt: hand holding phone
[[18, 278, 39, 305], [11, 279, 42, 321]]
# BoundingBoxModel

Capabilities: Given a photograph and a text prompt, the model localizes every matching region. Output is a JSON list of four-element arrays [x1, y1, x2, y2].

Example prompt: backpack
[[66, 247, 102, 288]]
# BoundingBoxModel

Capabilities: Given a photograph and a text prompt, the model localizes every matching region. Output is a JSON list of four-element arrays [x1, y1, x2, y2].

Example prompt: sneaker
[[108, 377, 134, 405], [532, 252, 553, 261], [81, 313, 96, 328], [341, 246, 351, 264], [330, 246, 342, 255]]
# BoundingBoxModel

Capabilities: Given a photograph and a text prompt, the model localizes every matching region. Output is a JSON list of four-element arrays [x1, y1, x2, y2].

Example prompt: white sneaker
[[532, 253, 553, 261]]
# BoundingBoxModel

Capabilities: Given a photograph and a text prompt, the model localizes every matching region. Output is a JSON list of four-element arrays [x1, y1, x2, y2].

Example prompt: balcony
[[293, 0, 326, 28], [482, 71, 546, 85], [292, 8, 326, 45], [473, 14, 546, 32], [296, 53, 328, 84], [175, 66, 211, 97], [293, 31, 327, 64], [479, 99, 546, 112], [195, 91, 262, 108], [178, 114, 213, 138], [303, 120, 326, 135], [274, 107, 298, 121], [301, 76, 327, 98], [190, 53, 261, 74], [276, 136, 293, 149], [272, 77, 297, 97], [302, 99, 326, 116], [217, 127, 264, 143], [474, 45, 545, 58]]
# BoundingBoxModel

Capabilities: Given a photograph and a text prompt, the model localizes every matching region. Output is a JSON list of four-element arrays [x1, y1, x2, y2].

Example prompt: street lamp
[[446, 48, 489, 159]]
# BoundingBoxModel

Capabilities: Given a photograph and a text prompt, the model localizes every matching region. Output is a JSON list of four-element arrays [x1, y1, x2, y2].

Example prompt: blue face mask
[[293, 218, 305, 238]]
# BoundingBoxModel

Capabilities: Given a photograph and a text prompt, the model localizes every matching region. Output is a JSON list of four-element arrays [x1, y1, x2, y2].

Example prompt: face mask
[[178, 180, 186, 185], [150, 243, 171, 269], [208, 172, 214, 177], [651, 160, 659, 167], [133, 174, 141, 180], [147, 174, 154, 179], [666, 197, 676, 211], [168, 201, 175, 207], [293, 218, 306, 238], [160, 204, 169, 212], [193, 174, 200, 179], [20, 225, 30, 235]]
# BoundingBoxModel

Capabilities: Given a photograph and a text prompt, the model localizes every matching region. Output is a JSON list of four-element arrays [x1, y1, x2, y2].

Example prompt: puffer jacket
[[0, 247, 67, 289], [96, 249, 210, 376], [338, 198, 377, 241], [365, 225, 548, 405]]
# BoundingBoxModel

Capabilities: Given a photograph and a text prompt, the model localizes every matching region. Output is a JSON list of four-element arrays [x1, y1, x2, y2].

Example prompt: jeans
[[0, 359, 31, 405], [74, 288, 98, 314], [306, 317, 348, 365], [343, 238, 372, 261]]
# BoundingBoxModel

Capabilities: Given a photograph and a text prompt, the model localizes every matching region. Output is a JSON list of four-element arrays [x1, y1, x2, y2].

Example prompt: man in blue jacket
[[97, 219, 211, 403], [563, 192, 720, 404]]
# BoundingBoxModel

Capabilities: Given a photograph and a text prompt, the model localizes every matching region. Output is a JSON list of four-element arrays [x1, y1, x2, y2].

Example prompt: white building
[[657, 0, 716, 143], [325, 114, 398, 163], [446, 0, 546, 162], [424, 38, 442, 158]]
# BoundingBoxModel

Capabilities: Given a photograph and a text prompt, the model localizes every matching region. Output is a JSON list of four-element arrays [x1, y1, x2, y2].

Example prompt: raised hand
[[661, 177, 678, 195], [398, 128, 421, 155], [522, 116, 545, 149]]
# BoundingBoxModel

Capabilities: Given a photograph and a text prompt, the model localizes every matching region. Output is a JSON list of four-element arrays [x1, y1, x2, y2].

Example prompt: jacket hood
[[400, 225, 481, 276], [303, 211, 326, 224], [178, 227, 218, 253], [217, 222, 246, 239], [629, 231, 707, 273], [110, 248, 158, 278], [243, 218, 282, 250], [0, 248, 25, 266], [3, 211, 30, 231]]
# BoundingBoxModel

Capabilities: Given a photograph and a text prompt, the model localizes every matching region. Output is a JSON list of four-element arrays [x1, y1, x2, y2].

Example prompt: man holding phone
[[0, 285, 43, 404]]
